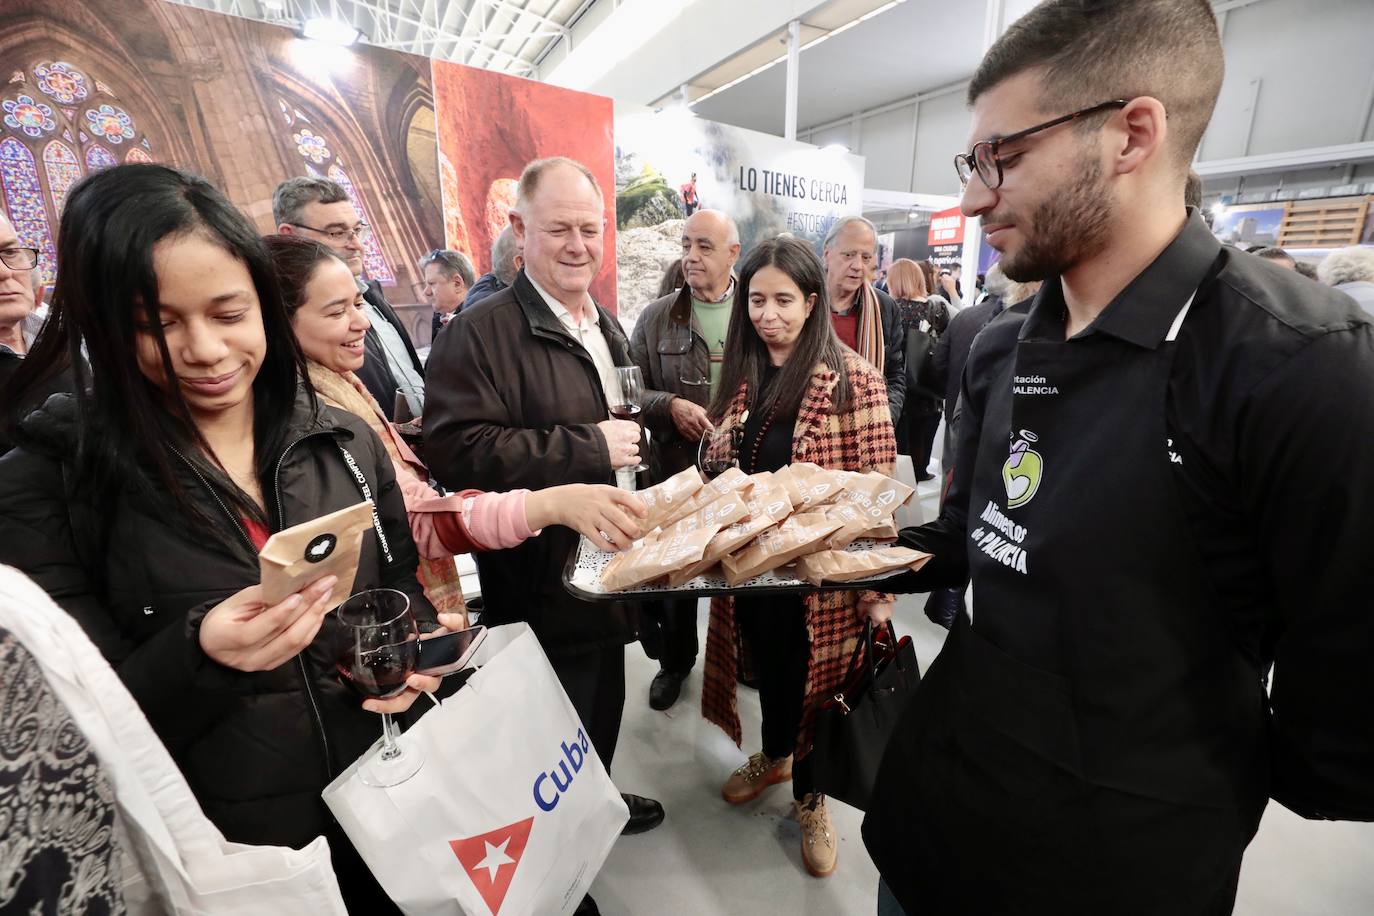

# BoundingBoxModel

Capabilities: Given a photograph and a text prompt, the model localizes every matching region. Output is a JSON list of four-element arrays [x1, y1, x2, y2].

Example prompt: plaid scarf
[[306, 362, 467, 619]]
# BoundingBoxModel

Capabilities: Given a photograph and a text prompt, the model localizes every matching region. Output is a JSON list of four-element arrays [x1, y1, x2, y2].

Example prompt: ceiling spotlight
[[300, 17, 362, 46]]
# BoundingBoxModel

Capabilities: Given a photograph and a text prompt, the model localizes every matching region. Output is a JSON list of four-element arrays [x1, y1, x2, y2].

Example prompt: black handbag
[[810, 621, 921, 811]]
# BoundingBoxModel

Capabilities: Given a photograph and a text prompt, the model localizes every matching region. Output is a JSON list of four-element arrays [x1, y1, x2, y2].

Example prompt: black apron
[[865, 288, 1268, 915]]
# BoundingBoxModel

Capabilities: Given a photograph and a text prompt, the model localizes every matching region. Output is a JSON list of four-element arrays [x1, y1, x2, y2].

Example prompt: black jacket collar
[[1022, 211, 1222, 349], [512, 270, 628, 357]]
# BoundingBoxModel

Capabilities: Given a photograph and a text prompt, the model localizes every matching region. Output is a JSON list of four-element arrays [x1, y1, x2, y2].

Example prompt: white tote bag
[[323, 623, 629, 916], [0, 566, 348, 915]]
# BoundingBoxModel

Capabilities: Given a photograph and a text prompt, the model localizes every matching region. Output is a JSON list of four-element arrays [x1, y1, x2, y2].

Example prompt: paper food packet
[[667, 513, 779, 587], [792, 469, 853, 512], [635, 466, 706, 531], [601, 523, 723, 591], [859, 518, 900, 542], [662, 490, 750, 539], [720, 511, 844, 586], [662, 466, 754, 528], [793, 546, 932, 586], [773, 466, 810, 508], [820, 471, 914, 546], [743, 473, 795, 524], [259, 500, 375, 611]]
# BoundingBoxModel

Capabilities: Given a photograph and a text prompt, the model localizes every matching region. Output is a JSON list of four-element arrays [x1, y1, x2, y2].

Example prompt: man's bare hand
[[597, 418, 642, 470], [670, 397, 713, 440]]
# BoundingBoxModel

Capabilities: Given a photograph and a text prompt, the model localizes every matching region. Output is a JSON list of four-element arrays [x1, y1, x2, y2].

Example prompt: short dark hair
[[272, 176, 350, 226], [419, 249, 476, 287], [708, 235, 850, 423], [1254, 247, 1296, 266], [969, 0, 1223, 170], [263, 234, 347, 317], [1184, 170, 1203, 209]]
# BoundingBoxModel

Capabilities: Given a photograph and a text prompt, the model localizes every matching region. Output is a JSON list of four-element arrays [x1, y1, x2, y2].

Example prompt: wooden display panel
[[1279, 196, 1371, 249]]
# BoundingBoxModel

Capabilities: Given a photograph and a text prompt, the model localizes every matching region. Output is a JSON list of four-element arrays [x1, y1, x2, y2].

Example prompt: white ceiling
[[691, 0, 1041, 138], [163, 0, 596, 76]]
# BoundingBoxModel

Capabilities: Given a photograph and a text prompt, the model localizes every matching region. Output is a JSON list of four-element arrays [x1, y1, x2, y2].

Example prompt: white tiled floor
[[589, 480, 1374, 916]]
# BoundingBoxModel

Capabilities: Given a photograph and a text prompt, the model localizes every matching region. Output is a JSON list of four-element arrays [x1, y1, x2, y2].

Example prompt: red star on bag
[[449, 817, 535, 915]]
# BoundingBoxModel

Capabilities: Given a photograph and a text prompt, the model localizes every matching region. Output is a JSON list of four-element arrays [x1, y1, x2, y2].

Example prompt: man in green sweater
[[630, 209, 740, 709]]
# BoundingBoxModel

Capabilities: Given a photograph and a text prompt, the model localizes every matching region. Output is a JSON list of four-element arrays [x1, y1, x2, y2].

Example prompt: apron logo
[[1002, 430, 1043, 509]]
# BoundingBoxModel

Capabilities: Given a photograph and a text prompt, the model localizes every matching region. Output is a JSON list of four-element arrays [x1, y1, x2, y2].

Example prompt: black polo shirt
[[901, 213, 1374, 820]]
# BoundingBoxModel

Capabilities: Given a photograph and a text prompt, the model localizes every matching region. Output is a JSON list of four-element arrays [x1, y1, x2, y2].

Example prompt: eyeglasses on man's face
[[0, 246, 39, 271], [954, 99, 1129, 190], [290, 221, 371, 245]]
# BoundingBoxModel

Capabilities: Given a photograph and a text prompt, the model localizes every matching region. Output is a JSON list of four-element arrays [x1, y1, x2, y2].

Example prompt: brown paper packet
[[661, 466, 754, 529], [635, 466, 706, 531], [793, 546, 932, 586], [662, 491, 750, 538], [792, 468, 853, 512], [859, 518, 899, 541], [821, 502, 874, 550], [667, 513, 779, 586], [772, 466, 810, 508], [259, 500, 375, 611], [743, 473, 794, 524], [601, 523, 723, 591], [858, 470, 916, 517], [720, 511, 844, 586]]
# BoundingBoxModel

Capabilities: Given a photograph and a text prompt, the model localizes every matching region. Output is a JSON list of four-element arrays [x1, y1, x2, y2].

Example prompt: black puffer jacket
[[0, 391, 436, 851]]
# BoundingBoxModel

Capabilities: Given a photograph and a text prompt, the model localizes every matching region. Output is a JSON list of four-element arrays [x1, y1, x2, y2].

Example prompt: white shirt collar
[[527, 273, 598, 328]]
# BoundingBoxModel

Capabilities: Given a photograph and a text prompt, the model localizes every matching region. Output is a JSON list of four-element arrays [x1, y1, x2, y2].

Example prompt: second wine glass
[[612, 365, 648, 474]]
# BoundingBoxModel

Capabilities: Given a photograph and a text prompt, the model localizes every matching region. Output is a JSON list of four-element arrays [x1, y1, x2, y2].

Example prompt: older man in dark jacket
[[822, 216, 906, 423], [630, 209, 739, 710], [423, 159, 664, 874]]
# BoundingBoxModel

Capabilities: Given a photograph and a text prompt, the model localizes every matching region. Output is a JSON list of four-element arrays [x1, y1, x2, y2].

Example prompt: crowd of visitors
[[0, 0, 1371, 914]]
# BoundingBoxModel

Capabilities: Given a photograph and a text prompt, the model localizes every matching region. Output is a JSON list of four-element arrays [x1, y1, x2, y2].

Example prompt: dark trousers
[[735, 595, 813, 800], [898, 405, 941, 473], [640, 597, 699, 673], [550, 645, 626, 770]]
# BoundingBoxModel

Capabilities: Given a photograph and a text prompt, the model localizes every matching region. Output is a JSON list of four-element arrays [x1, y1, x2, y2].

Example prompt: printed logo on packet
[[450, 817, 535, 915], [1001, 430, 1043, 509]]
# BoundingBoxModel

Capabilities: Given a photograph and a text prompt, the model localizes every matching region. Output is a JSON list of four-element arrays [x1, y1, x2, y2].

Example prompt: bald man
[[629, 208, 740, 709]]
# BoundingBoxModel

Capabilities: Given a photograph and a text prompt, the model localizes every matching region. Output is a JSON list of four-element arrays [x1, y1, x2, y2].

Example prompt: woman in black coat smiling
[[0, 164, 437, 912]]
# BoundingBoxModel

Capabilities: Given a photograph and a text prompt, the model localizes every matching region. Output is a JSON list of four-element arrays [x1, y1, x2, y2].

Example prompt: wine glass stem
[[379, 713, 402, 761]]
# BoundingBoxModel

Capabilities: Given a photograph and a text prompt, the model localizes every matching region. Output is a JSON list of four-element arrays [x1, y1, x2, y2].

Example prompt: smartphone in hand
[[416, 625, 487, 676]]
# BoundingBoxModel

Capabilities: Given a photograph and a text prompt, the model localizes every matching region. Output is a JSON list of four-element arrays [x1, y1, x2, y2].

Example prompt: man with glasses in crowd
[[273, 177, 424, 418], [822, 216, 905, 424], [629, 208, 739, 710], [0, 211, 67, 456], [419, 248, 475, 342], [864, 1, 1374, 914]]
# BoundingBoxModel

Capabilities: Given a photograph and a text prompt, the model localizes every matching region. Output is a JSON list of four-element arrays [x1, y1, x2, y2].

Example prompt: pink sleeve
[[392, 464, 468, 559], [462, 490, 538, 550]]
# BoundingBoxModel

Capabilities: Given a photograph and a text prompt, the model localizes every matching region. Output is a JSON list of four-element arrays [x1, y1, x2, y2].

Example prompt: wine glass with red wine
[[613, 365, 649, 473], [336, 588, 425, 787]]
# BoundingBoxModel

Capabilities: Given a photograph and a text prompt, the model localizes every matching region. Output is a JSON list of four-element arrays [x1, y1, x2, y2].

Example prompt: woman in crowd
[[263, 233, 645, 625], [0, 163, 435, 912], [917, 258, 953, 316], [701, 235, 896, 879], [889, 258, 950, 479]]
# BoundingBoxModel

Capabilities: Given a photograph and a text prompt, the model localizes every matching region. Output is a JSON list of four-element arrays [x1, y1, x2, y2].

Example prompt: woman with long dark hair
[[701, 235, 897, 880], [0, 164, 437, 911], [263, 233, 644, 624]]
